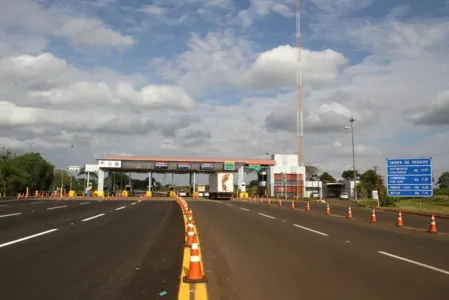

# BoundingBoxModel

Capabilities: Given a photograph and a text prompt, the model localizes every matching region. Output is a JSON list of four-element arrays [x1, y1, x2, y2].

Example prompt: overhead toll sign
[[154, 162, 168, 169], [248, 164, 261, 172], [224, 161, 235, 171], [386, 157, 433, 197], [98, 160, 121, 168], [177, 163, 191, 170], [68, 165, 81, 172], [200, 163, 214, 170]]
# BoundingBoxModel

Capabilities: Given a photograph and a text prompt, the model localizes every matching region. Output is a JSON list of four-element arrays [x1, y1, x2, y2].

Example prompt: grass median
[[359, 195, 449, 215]]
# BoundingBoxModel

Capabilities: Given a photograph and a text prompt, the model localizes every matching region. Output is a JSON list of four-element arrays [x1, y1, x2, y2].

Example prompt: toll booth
[[257, 170, 268, 197]]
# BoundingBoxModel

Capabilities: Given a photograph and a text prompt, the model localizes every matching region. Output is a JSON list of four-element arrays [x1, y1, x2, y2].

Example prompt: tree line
[[307, 166, 449, 198], [0, 148, 54, 196]]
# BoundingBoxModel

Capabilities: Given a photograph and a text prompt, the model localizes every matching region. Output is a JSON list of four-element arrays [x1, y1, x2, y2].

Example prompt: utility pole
[[349, 118, 357, 203], [296, 0, 304, 201], [373, 166, 382, 207]]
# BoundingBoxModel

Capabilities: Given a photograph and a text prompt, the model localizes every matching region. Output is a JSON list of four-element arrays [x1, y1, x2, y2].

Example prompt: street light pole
[[345, 118, 357, 203], [349, 118, 357, 203]]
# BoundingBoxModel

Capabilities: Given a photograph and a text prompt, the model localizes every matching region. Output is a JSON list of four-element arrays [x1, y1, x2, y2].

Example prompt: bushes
[[433, 188, 449, 196], [381, 196, 397, 207]]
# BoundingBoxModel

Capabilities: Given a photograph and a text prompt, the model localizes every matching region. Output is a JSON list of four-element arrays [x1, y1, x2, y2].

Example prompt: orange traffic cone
[[183, 236, 207, 283], [291, 201, 295, 209], [268, 198, 271, 205], [347, 207, 353, 219], [185, 222, 195, 247], [306, 202, 310, 211], [186, 214, 195, 225], [278, 200, 282, 207], [397, 211, 403, 227], [371, 209, 377, 223], [428, 214, 437, 233], [325, 204, 330, 215]]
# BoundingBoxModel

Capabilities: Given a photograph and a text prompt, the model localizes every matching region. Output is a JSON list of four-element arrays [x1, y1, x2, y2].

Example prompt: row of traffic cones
[[176, 196, 208, 283], [258, 198, 439, 233], [346, 207, 438, 233], [271, 199, 438, 233], [266, 199, 312, 211]]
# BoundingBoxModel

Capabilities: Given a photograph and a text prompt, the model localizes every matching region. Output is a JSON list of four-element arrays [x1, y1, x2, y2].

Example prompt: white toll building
[[267, 154, 323, 199]]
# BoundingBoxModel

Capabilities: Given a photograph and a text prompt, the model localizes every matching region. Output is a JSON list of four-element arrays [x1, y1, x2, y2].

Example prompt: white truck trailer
[[208, 172, 234, 200]]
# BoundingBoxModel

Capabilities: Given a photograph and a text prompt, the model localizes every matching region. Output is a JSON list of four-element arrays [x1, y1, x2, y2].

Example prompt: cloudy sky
[[1, 0, 449, 182]]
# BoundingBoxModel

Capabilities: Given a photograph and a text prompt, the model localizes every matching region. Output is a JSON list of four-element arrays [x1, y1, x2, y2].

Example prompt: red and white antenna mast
[[296, 0, 304, 166]]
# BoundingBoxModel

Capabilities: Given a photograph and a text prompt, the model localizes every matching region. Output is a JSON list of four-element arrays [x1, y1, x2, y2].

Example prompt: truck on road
[[208, 172, 234, 200]]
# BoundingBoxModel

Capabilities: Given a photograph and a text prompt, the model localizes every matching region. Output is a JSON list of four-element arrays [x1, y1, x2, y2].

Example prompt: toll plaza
[[93, 155, 277, 197]]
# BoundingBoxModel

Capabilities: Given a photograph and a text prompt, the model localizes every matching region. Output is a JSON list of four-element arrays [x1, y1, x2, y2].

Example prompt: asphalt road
[[0, 199, 184, 300], [235, 198, 449, 233], [188, 199, 449, 300]]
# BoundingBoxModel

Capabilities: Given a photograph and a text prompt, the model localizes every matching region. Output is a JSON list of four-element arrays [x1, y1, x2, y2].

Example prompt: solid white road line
[[293, 224, 329, 236], [137, 200, 142, 203], [226, 204, 233, 207], [81, 213, 105, 222], [115, 206, 126, 211], [130, 202, 137, 206], [0, 213, 22, 218], [79, 202, 90, 205], [47, 205, 68, 210], [0, 229, 58, 249], [258, 213, 276, 219], [0, 199, 16, 203], [240, 207, 250, 211], [378, 251, 449, 275], [0, 205, 8, 207]]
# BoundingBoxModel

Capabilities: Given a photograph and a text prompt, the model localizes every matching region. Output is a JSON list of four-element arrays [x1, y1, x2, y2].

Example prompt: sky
[[1, 0, 449, 185]]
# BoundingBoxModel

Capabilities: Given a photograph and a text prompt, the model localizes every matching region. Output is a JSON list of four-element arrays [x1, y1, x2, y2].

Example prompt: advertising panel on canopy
[[200, 163, 214, 170], [154, 162, 168, 169], [177, 163, 191, 170]]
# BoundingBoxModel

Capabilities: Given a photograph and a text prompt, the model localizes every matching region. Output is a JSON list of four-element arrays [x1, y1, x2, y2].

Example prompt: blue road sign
[[386, 158, 433, 197]]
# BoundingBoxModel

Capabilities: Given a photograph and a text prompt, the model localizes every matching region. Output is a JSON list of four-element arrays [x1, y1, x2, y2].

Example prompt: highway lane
[[0, 200, 120, 242], [0, 200, 96, 215], [323, 199, 449, 232], [0, 201, 184, 300], [234, 201, 449, 270], [188, 200, 449, 300], [233, 198, 449, 233]]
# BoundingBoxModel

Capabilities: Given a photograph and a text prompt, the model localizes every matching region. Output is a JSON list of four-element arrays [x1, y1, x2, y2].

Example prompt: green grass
[[359, 195, 449, 215], [358, 199, 378, 207]]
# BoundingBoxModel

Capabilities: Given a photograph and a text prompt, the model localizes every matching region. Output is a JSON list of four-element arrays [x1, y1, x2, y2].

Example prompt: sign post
[[386, 158, 433, 207]]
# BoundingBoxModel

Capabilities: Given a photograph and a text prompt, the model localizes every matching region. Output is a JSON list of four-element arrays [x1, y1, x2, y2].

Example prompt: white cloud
[[0, 31, 47, 57], [234, 0, 294, 27], [140, 5, 165, 16], [241, 46, 347, 90], [185, 0, 232, 7], [0, 0, 135, 50], [56, 19, 135, 50], [347, 20, 449, 57], [153, 32, 347, 94], [0, 53, 66, 80], [408, 89, 449, 125], [0, 53, 194, 110], [309, 0, 375, 15]]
